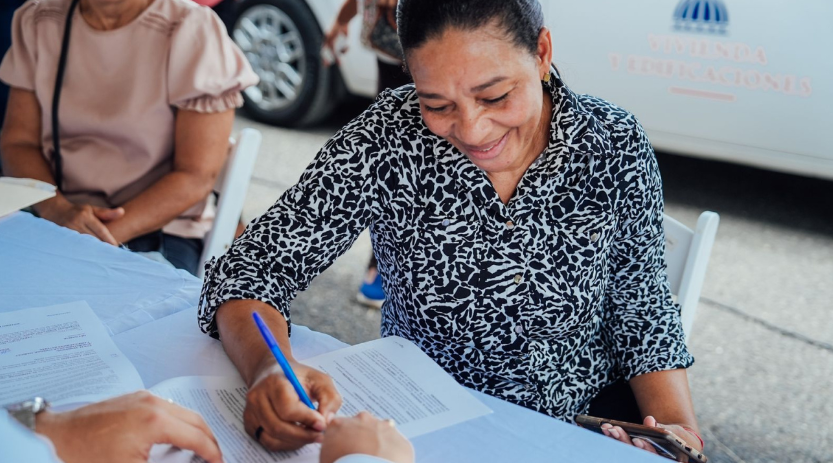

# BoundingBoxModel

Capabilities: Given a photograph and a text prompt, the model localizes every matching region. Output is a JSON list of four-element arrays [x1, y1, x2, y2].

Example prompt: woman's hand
[[36, 196, 124, 246], [243, 361, 342, 451], [36, 391, 223, 463], [320, 411, 414, 463], [601, 416, 703, 462]]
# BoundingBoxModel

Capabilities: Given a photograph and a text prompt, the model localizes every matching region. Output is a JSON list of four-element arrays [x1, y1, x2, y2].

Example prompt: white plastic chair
[[663, 211, 720, 343], [198, 128, 262, 278]]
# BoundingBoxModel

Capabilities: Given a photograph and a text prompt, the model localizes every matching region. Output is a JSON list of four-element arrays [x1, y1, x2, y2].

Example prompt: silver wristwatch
[[5, 397, 50, 431]]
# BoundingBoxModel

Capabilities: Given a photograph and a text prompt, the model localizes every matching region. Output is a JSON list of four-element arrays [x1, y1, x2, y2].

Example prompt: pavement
[[233, 102, 833, 463]]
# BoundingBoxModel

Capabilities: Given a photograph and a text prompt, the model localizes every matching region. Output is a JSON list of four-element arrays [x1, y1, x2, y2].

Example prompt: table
[[0, 212, 661, 462]]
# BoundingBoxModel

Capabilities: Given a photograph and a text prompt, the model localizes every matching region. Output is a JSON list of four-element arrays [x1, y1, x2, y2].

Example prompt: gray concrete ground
[[233, 103, 833, 463]]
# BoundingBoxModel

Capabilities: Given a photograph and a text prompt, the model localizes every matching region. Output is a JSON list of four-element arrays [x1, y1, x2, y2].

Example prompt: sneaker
[[357, 272, 385, 309]]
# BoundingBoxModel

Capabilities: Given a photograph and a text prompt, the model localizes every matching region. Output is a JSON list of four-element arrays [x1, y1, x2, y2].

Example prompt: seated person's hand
[[320, 411, 415, 463], [37, 196, 124, 246], [35, 390, 222, 463], [601, 415, 703, 462], [244, 361, 342, 451]]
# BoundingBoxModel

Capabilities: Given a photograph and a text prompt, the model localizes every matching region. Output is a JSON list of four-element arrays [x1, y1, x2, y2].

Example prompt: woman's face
[[407, 24, 553, 175]]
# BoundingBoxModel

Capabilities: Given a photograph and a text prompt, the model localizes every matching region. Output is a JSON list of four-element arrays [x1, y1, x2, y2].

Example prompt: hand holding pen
[[253, 312, 316, 409], [239, 309, 343, 452], [250, 314, 413, 463]]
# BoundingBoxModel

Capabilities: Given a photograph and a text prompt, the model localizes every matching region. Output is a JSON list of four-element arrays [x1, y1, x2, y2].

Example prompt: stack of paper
[[0, 303, 493, 463], [149, 336, 494, 463], [0, 302, 144, 407]]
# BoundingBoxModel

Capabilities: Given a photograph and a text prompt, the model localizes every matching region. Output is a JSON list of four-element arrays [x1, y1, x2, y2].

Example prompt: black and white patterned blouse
[[199, 77, 694, 421]]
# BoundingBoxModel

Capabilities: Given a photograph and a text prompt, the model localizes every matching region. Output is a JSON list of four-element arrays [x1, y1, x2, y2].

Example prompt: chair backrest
[[198, 128, 262, 278], [663, 211, 720, 343]]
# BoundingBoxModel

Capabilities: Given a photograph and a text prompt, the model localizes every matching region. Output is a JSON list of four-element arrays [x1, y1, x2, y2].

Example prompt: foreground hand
[[601, 416, 703, 462], [320, 411, 414, 463], [37, 196, 124, 245], [36, 391, 222, 463], [244, 361, 342, 451]]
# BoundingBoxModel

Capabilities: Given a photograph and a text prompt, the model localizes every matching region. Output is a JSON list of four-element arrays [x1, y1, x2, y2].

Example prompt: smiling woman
[[399, 0, 552, 194], [198, 0, 704, 458]]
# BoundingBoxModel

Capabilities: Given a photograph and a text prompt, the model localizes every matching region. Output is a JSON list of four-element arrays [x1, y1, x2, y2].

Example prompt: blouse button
[[441, 219, 450, 227], [505, 221, 515, 230], [514, 325, 524, 334], [513, 274, 522, 284], [590, 232, 600, 243]]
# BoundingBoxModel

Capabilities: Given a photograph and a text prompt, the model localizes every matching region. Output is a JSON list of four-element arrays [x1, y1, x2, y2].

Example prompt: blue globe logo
[[673, 0, 729, 33]]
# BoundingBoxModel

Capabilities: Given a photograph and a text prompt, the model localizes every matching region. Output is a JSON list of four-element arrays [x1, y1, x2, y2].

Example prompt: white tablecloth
[[0, 212, 660, 462]]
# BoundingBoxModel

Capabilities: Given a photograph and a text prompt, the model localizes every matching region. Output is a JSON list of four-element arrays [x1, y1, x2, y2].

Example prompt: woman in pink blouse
[[0, 0, 259, 275]]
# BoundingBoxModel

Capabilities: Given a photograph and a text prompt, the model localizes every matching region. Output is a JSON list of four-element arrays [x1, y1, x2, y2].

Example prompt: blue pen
[[252, 312, 316, 409]]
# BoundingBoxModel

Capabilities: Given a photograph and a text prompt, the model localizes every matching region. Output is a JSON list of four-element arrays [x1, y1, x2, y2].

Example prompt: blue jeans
[[125, 231, 203, 276]]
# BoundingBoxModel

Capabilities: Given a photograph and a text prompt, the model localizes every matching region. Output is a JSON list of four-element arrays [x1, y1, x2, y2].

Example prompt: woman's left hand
[[601, 416, 703, 462]]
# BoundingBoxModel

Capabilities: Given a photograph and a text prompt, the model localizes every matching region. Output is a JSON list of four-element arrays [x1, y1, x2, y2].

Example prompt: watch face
[[31, 397, 48, 413]]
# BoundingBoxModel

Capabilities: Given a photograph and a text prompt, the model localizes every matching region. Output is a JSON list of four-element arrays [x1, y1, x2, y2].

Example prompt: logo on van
[[673, 0, 729, 34]]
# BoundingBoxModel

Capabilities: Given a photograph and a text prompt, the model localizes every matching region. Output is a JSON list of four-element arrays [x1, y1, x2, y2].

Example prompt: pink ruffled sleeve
[[167, 5, 259, 113], [0, 2, 38, 91]]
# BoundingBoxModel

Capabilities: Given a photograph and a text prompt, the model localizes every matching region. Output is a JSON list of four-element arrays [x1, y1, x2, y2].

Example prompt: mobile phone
[[576, 415, 708, 462]]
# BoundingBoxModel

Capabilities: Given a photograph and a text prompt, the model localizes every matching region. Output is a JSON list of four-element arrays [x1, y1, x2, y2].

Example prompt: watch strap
[[5, 397, 49, 431]]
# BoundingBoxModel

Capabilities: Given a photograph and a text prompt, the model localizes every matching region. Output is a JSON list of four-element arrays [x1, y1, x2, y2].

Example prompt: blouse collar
[[543, 73, 613, 161]]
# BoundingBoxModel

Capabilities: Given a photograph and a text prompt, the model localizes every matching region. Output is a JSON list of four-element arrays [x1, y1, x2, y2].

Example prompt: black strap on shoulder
[[51, 0, 81, 192]]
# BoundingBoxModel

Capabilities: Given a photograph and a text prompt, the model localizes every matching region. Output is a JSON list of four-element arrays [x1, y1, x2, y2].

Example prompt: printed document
[[150, 337, 492, 463], [0, 302, 143, 406], [149, 376, 320, 463], [302, 336, 492, 438]]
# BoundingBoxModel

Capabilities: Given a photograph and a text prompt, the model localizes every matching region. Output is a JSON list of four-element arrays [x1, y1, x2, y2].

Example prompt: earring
[[543, 72, 551, 83]]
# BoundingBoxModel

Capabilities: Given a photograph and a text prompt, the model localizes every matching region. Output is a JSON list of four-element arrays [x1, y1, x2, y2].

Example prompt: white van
[[228, 0, 833, 180]]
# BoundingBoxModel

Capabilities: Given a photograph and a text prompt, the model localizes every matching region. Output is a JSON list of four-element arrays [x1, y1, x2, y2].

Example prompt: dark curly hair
[[396, 0, 545, 58]]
